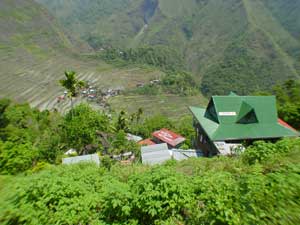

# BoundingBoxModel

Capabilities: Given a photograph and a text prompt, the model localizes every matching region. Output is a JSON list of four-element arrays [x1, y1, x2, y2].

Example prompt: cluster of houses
[[57, 83, 123, 108], [63, 92, 299, 166], [81, 86, 123, 102], [138, 128, 203, 165]]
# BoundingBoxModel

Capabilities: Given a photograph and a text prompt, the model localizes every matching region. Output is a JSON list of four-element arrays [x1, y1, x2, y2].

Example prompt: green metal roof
[[190, 94, 299, 141]]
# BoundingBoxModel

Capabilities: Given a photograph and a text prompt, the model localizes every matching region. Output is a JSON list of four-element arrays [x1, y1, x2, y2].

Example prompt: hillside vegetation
[[37, 0, 300, 95], [1, 138, 300, 224], [0, 98, 300, 225], [0, 80, 299, 224], [0, 0, 189, 114]]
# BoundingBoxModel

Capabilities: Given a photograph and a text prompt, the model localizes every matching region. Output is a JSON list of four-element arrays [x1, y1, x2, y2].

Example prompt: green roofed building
[[189, 93, 299, 156]]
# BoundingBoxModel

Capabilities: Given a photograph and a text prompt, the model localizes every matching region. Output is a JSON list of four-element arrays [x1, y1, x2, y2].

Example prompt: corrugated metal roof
[[152, 128, 186, 147], [212, 95, 278, 124], [138, 138, 156, 146], [62, 154, 100, 165], [141, 143, 171, 165], [190, 93, 299, 141], [126, 133, 143, 142], [172, 149, 203, 161], [278, 118, 299, 132]]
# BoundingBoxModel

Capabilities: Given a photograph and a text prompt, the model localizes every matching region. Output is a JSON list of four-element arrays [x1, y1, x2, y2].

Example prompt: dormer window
[[236, 101, 258, 124]]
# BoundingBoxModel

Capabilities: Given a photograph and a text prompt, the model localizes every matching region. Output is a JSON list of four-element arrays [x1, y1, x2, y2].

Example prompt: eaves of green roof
[[212, 123, 299, 141], [189, 106, 218, 140]]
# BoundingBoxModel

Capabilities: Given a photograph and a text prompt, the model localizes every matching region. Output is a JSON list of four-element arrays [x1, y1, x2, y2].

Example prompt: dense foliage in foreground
[[0, 96, 299, 224], [0, 99, 194, 174], [0, 138, 300, 225]]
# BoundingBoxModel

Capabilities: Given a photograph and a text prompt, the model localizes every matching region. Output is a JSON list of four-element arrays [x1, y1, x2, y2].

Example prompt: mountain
[[0, 0, 96, 111], [36, 0, 300, 95], [0, 0, 166, 113]]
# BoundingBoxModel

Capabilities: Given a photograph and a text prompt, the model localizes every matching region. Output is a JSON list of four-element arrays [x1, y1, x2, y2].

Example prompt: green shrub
[[62, 104, 110, 153], [0, 141, 39, 174], [129, 167, 195, 224]]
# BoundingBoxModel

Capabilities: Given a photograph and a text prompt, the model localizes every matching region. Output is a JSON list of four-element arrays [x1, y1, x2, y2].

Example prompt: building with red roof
[[278, 118, 298, 132], [152, 128, 186, 148]]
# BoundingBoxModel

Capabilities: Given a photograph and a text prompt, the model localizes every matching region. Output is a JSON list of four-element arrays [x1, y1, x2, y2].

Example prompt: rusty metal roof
[[152, 128, 186, 147], [138, 138, 156, 146]]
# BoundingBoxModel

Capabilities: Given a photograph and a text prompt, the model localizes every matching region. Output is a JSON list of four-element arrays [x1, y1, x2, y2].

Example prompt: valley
[[1, 0, 300, 114], [0, 0, 204, 115], [0, 1, 300, 224], [37, 0, 300, 95]]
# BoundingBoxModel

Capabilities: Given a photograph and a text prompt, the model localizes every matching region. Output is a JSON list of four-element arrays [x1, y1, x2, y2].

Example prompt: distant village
[[56, 79, 161, 110], [57, 83, 123, 109], [62, 92, 300, 166]]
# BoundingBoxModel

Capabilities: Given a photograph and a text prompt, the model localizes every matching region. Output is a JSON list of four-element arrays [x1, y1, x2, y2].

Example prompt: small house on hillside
[[189, 93, 299, 156], [152, 128, 186, 149], [138, 128, 186, 149]]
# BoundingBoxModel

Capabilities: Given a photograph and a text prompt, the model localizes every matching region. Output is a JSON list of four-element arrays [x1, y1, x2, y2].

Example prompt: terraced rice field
[[108, 94, 208, 119], [0, 52, 163, 113]]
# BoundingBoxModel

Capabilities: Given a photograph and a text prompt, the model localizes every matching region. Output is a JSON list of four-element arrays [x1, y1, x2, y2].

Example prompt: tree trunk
[[70, 97, 74, 118]]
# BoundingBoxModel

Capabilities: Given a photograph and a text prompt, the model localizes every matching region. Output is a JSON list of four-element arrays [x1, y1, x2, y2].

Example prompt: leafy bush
[[129, 167, 195, 224], [62, 104, 111, 154], [0, 141, 39, 174], [242, 138, 299, 164], [130, 114, 174, 138]]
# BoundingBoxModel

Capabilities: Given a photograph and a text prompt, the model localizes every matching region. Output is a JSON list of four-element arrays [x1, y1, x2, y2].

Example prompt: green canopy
[[190, 93, 299, 141]]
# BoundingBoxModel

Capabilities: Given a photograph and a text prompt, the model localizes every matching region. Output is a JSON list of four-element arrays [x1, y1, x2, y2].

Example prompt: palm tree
[[59, 71, 85, 115]]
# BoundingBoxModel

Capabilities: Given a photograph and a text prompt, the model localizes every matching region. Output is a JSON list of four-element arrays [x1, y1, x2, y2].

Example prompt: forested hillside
[[37, 0, 300, 95]]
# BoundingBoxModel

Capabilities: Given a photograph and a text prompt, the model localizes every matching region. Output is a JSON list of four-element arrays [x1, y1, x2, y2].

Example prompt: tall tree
[[59, 71, 85, 115]]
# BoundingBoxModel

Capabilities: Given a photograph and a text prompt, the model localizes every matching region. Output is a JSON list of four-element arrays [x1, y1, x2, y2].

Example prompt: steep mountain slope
[[0, 0, 165, 113], [35, 0, 140, 47], [37, 0, 300, 95], [263, 0, 300, 40], [201, 0, 300, 95]]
